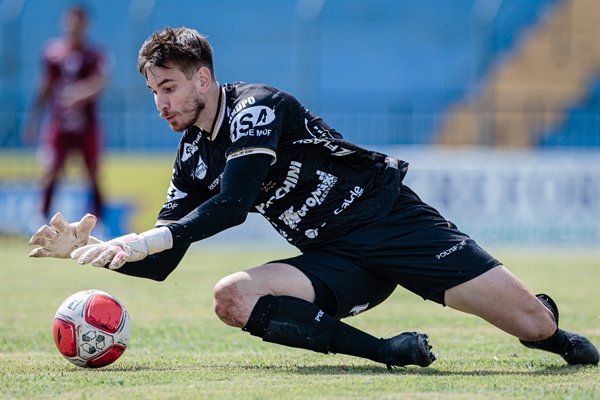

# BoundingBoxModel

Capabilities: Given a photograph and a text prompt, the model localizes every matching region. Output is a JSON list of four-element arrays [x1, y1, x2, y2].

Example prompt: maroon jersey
[[43, 38, 105, 134]]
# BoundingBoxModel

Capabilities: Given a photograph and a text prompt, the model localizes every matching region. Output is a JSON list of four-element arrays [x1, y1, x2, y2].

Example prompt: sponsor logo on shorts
[[315, 309, 324, 322], [436, 240, 467, 259]]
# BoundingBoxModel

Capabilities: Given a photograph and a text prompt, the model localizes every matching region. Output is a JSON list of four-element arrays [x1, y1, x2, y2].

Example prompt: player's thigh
[[218, 262, 316, 302], [444, 265, 556, 340], [213, 263, 315, 327]]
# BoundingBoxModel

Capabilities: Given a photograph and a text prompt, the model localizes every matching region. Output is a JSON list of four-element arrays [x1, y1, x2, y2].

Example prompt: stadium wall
[[2, 147, 596, 248]]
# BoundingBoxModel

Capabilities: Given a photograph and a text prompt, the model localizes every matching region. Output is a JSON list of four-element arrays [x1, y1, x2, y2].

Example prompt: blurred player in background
[[28, 27, 598, 370], [25, 4, 106, 227]]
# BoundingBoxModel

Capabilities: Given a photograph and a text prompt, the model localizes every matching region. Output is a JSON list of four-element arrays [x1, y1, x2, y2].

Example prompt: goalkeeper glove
[[29, 212, 100, 258], [71, 226, 173, 270]]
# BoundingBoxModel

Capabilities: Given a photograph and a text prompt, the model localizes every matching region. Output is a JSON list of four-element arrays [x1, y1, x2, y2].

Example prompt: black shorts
[[269, 184, 500, 319]]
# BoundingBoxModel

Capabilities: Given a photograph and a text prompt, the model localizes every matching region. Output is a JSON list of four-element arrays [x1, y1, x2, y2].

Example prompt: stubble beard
[[168, 95, 205, 132]]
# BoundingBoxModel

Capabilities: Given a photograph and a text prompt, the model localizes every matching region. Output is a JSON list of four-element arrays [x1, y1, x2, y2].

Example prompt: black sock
[[330, 320, 386, 363], [243, 295, 385, 362]]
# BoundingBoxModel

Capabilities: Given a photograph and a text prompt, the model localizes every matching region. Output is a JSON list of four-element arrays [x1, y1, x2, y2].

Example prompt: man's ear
[[195, 67, 212, 94]]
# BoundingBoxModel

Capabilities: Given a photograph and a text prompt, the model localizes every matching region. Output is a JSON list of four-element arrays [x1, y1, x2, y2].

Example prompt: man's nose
[[155, 93, 169, 111]]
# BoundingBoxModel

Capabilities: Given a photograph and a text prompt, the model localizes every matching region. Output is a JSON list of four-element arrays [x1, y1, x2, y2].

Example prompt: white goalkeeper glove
[[71, 226, 173, 270], [28, 212, 101, 258]]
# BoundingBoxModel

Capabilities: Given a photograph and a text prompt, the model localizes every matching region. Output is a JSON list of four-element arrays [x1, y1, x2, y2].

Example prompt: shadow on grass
[[291, 364, 596, 376], [97, 362, 596, 376]]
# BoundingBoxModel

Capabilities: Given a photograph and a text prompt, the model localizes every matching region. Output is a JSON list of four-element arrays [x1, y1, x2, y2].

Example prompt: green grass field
[[1, 237, 599, 399]]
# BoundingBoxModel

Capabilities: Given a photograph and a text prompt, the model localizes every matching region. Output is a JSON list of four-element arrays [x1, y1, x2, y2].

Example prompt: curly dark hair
[[138, 26, 215, 80]]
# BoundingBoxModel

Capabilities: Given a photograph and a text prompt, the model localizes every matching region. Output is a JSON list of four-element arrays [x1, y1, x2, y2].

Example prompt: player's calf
[[519, 294, 599, 365]]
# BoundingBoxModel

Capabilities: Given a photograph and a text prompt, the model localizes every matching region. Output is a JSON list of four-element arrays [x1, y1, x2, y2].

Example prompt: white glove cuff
[[139, 226, 173, 254]]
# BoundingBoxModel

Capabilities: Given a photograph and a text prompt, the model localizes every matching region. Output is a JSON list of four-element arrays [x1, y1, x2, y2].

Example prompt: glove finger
[[75, 214, 97, 237], [108, 250, 130, 270], [29, 247, 53, 258], [29, 225, 59, 245], [50, 212, 71, 234], [28, 236, 54, 249], [91, 245, 122, 268], [70, 243, 96, 259], [74, 244, 109, 264]]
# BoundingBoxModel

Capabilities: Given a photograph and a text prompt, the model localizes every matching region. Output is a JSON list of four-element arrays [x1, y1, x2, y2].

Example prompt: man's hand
[[71, 227, 173, 270], [29, 212, 100, 258]]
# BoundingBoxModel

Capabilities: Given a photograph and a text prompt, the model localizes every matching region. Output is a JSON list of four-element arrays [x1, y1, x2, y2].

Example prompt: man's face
[[146, 65, 205, 132]]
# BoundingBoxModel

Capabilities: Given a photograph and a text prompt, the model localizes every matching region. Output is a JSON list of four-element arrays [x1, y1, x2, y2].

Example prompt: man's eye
[[165, 86, 175, 92]]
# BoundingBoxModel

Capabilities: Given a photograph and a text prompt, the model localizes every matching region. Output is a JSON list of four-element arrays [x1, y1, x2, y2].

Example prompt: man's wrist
[[139, 226, 173, 254]]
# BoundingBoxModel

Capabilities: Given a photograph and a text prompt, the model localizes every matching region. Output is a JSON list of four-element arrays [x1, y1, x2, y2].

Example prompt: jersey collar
[[204, 86, 226, 141]]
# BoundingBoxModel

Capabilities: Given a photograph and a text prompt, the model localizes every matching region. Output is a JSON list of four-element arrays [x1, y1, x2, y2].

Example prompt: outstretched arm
[[168, 153, 273, 246], [71, 153, 273, 270]]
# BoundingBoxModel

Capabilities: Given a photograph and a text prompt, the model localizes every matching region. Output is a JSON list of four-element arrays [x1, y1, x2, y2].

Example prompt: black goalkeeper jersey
[[157, 82, 408, 251]]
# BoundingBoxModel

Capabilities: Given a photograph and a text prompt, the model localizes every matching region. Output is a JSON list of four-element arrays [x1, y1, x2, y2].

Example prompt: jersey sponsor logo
[[255, 161, 302, 214], [230, 105, 276, 142], [278, 170, 338, 230], [192, 155, 208, 179], [166, 181, 188, 201], [305, 228, 319, 239], [334, 186, 364, 215], [228, 96, 256, 120], [261, 181, 277, 193], [182, 143, 198, 162], [435, 240, 467, 259], [208, 173, 222, 191], [304, 118, 334, 139], [162, 202, 178, 210], [292, 138, 355, 157]]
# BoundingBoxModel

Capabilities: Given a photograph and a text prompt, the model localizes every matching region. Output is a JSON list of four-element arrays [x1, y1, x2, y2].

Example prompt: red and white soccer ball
[[53, 289, 131, 368]]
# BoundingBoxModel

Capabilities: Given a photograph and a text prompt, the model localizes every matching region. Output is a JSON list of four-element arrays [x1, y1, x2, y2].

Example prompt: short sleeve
[[226, 87, 289, 163]]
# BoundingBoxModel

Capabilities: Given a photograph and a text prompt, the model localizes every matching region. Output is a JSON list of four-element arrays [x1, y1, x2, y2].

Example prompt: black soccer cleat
[[378, 332, 436, 371], [521, 329, 599, 366]]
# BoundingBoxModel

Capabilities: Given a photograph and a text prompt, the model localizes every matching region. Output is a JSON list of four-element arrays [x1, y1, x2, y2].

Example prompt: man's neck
[[195, 82, 221, 133]]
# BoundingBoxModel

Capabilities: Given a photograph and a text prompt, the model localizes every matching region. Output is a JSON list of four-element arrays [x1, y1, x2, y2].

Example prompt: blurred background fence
[[0, 0, 598, 246]]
